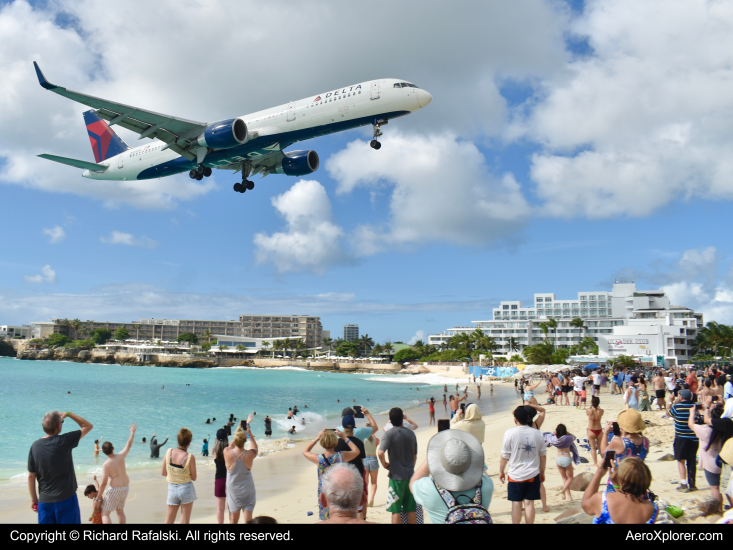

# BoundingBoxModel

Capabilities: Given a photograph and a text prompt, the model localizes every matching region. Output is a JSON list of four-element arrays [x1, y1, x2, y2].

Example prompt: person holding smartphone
[[599, 409, 649, 492]]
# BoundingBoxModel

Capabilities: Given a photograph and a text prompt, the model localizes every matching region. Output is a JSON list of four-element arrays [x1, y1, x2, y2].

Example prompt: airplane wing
[[33, 62, 206, 161], [37, 153, 109, 172], [214, 150, 283, 178]]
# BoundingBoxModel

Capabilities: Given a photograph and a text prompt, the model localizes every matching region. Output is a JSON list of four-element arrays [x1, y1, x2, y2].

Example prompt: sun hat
[[427, 430, 484, 492], [720, 438, 733, 467], [617, 409, 646, 434]]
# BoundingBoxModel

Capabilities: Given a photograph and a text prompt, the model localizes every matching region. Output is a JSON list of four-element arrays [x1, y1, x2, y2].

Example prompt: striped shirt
[[669, 402, 698, 441]]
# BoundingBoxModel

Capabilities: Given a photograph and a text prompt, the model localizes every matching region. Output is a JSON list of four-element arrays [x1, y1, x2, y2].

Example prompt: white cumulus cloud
[[42, 225, 65, 244], [253, 180, 351, 273], [24, 265, 57, 284], [327, 133, 531, 255], [408, 330, 427, 345], [100, 231, 157, 248]]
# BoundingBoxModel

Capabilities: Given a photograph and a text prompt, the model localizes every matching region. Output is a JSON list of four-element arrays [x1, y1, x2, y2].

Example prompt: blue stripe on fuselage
[[135, 110, 410, 180]]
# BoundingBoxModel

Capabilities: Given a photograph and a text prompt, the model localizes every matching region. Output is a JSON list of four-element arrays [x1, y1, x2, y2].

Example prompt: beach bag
[[434, 480, 492, 524]]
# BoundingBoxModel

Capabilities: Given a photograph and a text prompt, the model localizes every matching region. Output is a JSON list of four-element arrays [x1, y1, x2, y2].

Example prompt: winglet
[[33, 61, 58, 90]]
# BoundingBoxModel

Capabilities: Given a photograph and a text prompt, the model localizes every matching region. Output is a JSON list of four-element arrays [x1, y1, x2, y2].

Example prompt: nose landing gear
[[370, 121, 384, 150]]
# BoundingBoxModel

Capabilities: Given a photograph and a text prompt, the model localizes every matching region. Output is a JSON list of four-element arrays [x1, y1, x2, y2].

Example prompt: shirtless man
[[97, 423, 136, 524], [653, 371, 667, 411], [448, 394, 465, 419]]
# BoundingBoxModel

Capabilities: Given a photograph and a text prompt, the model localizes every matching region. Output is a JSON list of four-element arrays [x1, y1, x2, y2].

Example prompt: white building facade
[[0, 325, 33, 339], [428, 281, 703, 365]]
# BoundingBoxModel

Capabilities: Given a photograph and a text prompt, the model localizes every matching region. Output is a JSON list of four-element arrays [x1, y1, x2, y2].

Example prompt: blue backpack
[[434, 480, 493, 524]]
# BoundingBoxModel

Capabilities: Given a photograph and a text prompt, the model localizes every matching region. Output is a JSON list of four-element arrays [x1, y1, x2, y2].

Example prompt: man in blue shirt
[[668, 389, 699, 492]]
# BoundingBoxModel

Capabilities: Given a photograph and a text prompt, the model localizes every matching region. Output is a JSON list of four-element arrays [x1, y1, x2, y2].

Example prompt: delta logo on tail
[[82, 110, 130, 162]]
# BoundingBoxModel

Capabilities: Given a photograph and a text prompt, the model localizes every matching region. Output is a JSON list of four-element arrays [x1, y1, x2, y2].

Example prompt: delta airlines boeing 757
[[33, 62, 432, 194]]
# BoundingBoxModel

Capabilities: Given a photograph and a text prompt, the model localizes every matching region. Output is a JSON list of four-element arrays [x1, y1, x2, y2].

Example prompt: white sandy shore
[[0, 372, 719, 524]]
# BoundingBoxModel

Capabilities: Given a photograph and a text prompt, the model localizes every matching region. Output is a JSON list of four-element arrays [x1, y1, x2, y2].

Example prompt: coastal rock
[[78, 350, 91, 361], [569, 472, 594, 492], [556, 512, 592, 524], [657, 453, 675, 461]]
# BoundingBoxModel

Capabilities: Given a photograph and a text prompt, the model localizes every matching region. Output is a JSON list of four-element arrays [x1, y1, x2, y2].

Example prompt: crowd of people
[[26, 362, 733, 525]]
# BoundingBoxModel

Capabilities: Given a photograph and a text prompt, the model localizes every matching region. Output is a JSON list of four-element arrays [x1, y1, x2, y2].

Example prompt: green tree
[[202, 329, 213, 344], [550, 348, 570, 365], [393, 348, 421, 363], [294, 338, 306, 357], [235, 344, 245, 352], [570, 317, 586, 349], [260, 341, 271, 357], [524, 341, 554, 364], [611, 355, 636, 369], [282, 338, 292, 358], [133, 324, 141, 341], [70, 318, 82, 340], [322, 337, 333, 356], [219, 345, 229, 352], [46, 333, 71, 347], [335, 341, 359, 357], [90, 328, 112, 345], [546, 318, 558, 349], [538, 322, 550, 346], [382, 341, 395, 355], [370, 343, 383, 357], [359, 334, 374, 356], [507, 337, 520, 354], [114, 327, 131, 340], [509, 354, 524, 362], [177, 332, 199, 344]]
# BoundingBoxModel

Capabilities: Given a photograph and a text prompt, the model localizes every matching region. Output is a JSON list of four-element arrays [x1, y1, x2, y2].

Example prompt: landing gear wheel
[[189, 169, 197, 179], [374, 141, 381, 150], [245, 180, 254, 190], [203, 167, 212, 177], [370, 140, 381, 149], [233, 183, 245, 193], [196, 165, 205, 176], [195, 173, 204, 181]]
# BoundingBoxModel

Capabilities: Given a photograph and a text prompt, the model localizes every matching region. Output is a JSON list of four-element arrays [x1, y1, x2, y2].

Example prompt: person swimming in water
[[288, 426, 296, 434], [205, 418, 211, 424], [94, 437, 104, 455]]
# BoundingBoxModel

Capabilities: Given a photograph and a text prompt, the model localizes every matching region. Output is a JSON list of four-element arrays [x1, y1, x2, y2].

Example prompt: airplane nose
[[418, 89, 432, 108]]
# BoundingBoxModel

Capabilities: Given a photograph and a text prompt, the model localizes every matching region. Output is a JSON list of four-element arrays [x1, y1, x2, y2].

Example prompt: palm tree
[[359, 334, 375, 356], [508, 337, 520, 354], [295, 338, 305, 358], [272, 339, 283, 358], [469, 328, 485, 350], [260, 341, 271, 357], [70, 318, 82, 340], [546, 318, 558, 349], [282, 338, 292, 358], [202, 329, 212, 344], [77, 325, 90, 340], [371, 343, 383, 357], [524, 340, 554, 364], [322, 337, 333, 356], [235, 344, 245, 353], [383, 342, 395, 356], [570, 317, 586, 350], [538, 322, 550, 346]]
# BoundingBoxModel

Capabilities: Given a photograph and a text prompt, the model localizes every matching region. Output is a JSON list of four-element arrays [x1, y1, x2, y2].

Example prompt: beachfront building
[[0, 325, 33, 339], [428, 280, 702, 365], [32, 315, 323, 348], [344, 324, 359, 342]]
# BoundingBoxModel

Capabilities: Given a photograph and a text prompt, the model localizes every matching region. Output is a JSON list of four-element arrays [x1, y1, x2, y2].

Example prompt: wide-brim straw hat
[[427, 430, 484, 492], [720, 438, 733, 467], [617, 409, 646, 434]]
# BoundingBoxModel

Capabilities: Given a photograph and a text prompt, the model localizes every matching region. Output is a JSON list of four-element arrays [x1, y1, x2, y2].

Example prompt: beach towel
[[543, 433, 580, 465]]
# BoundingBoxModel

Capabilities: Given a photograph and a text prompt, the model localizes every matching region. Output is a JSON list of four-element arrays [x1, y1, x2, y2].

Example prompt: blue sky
[[2, 0, 733, 343]]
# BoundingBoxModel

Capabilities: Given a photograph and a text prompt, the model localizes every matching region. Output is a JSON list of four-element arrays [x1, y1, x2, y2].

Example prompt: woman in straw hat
[[599, 409, 649, 492]]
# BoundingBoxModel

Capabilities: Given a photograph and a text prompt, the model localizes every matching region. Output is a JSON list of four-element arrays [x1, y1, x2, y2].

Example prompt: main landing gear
[[370, 122, 383, 150], [233, 162, 254, 194], [189, 164, 212, 181]]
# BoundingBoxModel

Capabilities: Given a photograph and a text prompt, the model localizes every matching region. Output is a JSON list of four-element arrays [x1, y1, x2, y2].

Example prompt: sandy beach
[[1, 371, 720, 524]]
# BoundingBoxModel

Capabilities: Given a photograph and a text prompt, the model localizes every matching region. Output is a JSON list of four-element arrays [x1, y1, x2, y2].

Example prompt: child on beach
[[202, 435, 210, 457], [579, 389, 587, 409], [84, 476, 103, 524]]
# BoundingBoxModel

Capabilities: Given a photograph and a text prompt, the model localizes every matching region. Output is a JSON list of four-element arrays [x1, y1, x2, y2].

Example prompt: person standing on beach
[[225, 416, 258, 524], [448, 394, 465, 419], [264, 416, 273, 438], [427, 398, 436, 426], [591, 369, 601, 397], [212, 429, 229, 524], [162, 428, 198, 524], [443, 394, 447, 413], [669, 389, 699, 492], [96, 423, 136, 524], [28, 411, 93, 524], [150, 434, 169, 459], [653, 371, 667, 411], [317, 464, 377, 524], [379, 408, 418, 524], [586, 396, 604, 466], [499, 406, 547, 525]]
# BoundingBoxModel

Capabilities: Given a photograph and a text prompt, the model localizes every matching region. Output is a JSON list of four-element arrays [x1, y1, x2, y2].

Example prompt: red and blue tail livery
[[83, 110, 130, 162]]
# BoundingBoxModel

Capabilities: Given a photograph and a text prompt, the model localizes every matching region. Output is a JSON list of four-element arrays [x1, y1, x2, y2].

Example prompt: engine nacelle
[[197, 118, 248, 150], [274, 150, 320, 176]]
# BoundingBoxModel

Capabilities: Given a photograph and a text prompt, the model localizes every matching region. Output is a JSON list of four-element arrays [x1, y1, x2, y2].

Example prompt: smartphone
[[712, 396, 718, 402], [325, 428, 335, 432], [603, 450, 616, 469], [437, 419, 450, 432], [353, 405, 364, 419], [239, 420, 247, 430], [612, 422, 621, 437]]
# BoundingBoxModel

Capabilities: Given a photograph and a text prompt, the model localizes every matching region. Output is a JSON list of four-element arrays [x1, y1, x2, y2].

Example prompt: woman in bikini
[[545, 424, 576, 501], [427, 397, 436, 426], [586, 396, 604, 466], [523, 378, 542, 406]]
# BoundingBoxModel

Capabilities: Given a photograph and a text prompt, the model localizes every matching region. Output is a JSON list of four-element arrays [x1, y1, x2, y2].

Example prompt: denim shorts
[[363, 456, 379, 471], [167, 482, 197, 505]]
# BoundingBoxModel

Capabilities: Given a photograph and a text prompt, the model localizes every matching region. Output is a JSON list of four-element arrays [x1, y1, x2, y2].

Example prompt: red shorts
[[215, 477, 226, 498]]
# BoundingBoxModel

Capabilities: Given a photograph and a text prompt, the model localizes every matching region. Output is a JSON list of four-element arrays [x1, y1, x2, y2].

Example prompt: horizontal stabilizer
[[37, 154, 109, 172]]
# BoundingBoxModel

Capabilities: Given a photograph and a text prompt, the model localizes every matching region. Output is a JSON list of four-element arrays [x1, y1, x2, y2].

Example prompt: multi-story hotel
[[343, 324, 359, 342], [33, 315, 323, 348], [428, 281, 703, 365]]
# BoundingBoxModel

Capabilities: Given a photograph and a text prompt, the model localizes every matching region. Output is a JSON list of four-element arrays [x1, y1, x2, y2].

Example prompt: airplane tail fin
[[83, 110, 130, 162]]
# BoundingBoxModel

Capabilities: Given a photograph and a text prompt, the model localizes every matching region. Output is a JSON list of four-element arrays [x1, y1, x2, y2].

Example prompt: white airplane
[[33, 62, 432, 194]]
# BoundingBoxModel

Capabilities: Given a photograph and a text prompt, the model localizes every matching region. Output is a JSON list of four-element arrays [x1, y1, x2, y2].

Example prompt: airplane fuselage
[[83, 79, 431, 180]]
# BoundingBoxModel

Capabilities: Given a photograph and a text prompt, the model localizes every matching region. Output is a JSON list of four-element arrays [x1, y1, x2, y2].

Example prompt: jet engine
[[274, 150, 320, 176], [197, 118, 248, 150]]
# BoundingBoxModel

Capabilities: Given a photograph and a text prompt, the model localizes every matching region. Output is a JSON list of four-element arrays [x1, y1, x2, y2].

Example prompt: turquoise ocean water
[[0, 357, 454, 480]]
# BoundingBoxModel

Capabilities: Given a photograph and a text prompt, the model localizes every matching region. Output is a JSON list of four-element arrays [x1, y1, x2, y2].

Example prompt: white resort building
[[428, 280, 703, 366]]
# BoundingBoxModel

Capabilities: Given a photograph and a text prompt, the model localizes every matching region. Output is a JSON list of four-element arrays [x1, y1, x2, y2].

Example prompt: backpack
[[434, 480, 492, 524]]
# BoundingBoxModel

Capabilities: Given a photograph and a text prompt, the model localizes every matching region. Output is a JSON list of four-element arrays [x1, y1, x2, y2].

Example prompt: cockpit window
[[405, 83, 417, 88], [394, 83, 401, 88]]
